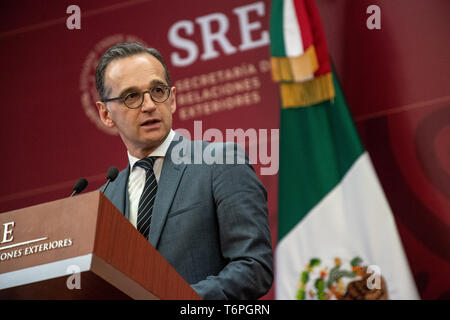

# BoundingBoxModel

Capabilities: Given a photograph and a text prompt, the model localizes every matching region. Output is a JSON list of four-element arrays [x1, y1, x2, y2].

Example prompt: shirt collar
[[128, 129, 176, 169]]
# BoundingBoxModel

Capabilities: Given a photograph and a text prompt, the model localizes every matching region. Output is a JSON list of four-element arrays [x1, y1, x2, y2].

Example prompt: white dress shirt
[[127, 129, 176, 228]]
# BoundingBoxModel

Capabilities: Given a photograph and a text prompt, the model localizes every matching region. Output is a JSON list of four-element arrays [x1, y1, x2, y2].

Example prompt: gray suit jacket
[[102, 134, 273, 299]]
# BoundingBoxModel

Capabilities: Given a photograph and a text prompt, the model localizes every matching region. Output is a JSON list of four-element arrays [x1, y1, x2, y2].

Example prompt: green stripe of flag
[[270, 0, 286, 57], [278, 72, 364, 240]]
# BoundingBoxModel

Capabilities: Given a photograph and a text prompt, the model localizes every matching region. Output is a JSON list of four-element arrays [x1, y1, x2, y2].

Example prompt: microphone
[[71, 178, 88, 197], [102, 166, 119, 193]]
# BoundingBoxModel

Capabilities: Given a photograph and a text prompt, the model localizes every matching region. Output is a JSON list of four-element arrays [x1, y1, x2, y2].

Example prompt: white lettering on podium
[[1, 221, 14, 244], [0, 236, 73, 263]]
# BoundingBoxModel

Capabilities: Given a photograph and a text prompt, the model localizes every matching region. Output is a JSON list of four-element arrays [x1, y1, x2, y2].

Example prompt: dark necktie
[[134, 156, 158, 239]]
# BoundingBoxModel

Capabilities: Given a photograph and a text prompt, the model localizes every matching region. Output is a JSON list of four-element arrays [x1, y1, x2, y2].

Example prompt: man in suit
[[95, 42, 273, 299]]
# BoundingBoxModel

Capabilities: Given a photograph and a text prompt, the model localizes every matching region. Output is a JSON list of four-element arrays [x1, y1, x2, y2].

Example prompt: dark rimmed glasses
[[102, 84, 171, 109]]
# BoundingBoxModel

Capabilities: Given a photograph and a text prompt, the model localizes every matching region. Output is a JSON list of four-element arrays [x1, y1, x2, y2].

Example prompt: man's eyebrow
[[117, 80, 168, 97], [118, 86, 139, 97], [150, 79, 168, 86]]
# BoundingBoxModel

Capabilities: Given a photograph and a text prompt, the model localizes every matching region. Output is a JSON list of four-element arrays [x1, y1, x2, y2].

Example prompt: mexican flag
[[270, 0, 419, 300]]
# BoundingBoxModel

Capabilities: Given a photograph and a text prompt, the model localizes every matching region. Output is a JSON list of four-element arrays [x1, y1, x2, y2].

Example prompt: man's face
[[96, 53, 176, 158]]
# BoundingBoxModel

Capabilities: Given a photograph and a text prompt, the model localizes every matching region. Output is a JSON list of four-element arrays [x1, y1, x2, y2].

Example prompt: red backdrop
[[0, 0, 448, 299]]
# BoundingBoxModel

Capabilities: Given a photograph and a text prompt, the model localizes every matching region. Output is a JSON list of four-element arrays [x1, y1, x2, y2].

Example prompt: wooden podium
[[0, 191, 201, 300]]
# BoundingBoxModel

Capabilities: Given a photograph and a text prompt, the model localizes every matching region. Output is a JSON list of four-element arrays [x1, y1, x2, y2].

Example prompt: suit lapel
[[124, 170, 131, 220], [149, 136, 187, 248]]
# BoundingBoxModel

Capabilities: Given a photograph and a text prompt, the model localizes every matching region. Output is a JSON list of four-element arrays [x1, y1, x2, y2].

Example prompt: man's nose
[[141, 91, 156, 111]]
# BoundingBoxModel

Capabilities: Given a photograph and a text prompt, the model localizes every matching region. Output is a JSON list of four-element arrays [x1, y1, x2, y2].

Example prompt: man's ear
[[170, 86, 177, 114], [96, 101, 115, 128]]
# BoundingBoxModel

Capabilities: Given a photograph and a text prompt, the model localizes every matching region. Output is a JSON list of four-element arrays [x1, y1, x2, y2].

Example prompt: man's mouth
[[141, 119, 161, 127]]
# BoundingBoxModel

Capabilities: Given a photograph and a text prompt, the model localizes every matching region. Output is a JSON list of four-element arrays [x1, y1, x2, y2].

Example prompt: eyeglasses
[[102, 85, 171, 109]]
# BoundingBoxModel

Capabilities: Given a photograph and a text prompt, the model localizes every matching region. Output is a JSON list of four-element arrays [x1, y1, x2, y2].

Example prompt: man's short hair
[[95, 42, 171, 101]]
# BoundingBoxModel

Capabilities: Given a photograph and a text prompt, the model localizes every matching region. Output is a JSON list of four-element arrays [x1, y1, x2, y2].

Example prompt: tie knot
[[135, 156, 158, 171]]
